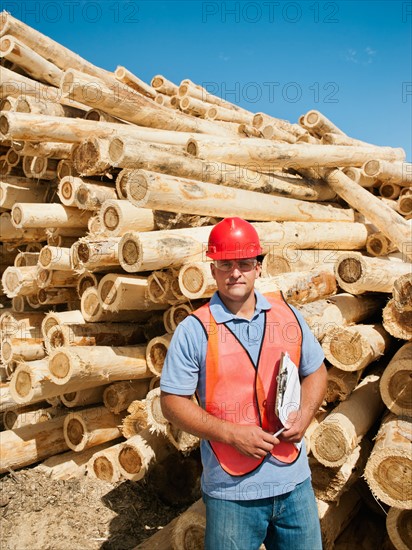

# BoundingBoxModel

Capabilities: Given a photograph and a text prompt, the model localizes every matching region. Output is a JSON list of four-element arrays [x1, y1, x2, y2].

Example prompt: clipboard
[[274, 352, 302, 442]]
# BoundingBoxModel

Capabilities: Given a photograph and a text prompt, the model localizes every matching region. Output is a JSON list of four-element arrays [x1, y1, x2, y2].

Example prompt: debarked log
[[310, 371, 385, 467], [364, 413, 412, 509], [125, 169, 354, 223], [0, 415, 69, 473], [379, 342, 412, 416]]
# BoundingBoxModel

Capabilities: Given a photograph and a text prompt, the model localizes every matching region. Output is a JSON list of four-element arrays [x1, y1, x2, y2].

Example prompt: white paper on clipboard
[[275, 351, 301, 431]]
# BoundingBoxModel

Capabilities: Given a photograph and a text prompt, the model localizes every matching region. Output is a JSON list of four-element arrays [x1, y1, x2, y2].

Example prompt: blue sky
[[3, 1, 412, 158]]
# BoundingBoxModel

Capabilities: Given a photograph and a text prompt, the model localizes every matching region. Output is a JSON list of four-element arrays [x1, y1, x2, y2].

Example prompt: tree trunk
[[103, 380, 151, 414], [171, 499, 206, 550], [317, 486, 362, 550], [0, 34, 63, 86], [9, 359, 57, 405], [11, 202, 92, 229], [379, 342, 412, 416], [261, 249, 349, 276], [116, 429, 170, 481], [60, 386, 106, 408], [363, 160, 412, 186], [146, 270, 177, 304], [0, 179, 49, 209], [48, 345, 151, 389], [36, 442, 116, 480], [0, 11, 111, 79], [310, 438, 372, 502], [297, 293, 383, 342], [386, 507, 412, 550], [322, 324, 392, 371], [382, 299, 412, 340], [80, 286, 146, 323], [44, 321, 146, 351], [0, 335, 45, 364], [115, 154, 334, 201], [364, 413, 412, 509], [97, 273, 166, 313], [71, 237, 121, 272], [61, 69, 235, 136], [87, 441, 124, 482], [178, 262, 215, 300], [366, 232, 398, 256], [63, 406, 124, 452], [146, 333, 173, 377], [0, 415, 69, 473], [342, 166, 377, 188], [125, 169, 354, 223], [393, 273, 412, 312], [115, 66, 157, 98], [187, 137, 404, 170], [40, 309, 85, 340], [323, 169, 412, 261], [163, 303, 195, 333], [0, 211, 46, 243], [38, 245, 72, 270], [151, 75, 179, 96], [326, 366, 364, 403], [334, 252, 412, 294], [256, 270, 337, 305], [302, 109, 346, 137], [99, 199, 155, 236], [310, 371, 385, 467], [1, 265, 38, 297]]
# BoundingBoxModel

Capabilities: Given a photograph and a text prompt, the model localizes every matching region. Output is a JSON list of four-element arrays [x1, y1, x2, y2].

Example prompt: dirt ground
[[0, 451, 202, 550]]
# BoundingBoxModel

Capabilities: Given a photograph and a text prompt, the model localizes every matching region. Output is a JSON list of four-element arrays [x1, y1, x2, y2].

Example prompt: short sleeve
[[160, 316, 205, 395], [290, 306, 325, 377]]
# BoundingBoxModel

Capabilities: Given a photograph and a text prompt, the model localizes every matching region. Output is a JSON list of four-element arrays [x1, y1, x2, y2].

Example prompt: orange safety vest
[[192, 291, 302, 476]]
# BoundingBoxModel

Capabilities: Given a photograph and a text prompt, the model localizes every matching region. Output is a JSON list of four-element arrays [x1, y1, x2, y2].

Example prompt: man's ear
[[210, 263, 217, 281]]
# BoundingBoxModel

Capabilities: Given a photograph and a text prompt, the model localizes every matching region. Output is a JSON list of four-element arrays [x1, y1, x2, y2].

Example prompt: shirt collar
[[209, 290, 272, 323]]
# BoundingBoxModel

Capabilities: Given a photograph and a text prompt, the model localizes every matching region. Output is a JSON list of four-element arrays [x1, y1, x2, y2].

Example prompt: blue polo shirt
[[160, 290, 324, 500]]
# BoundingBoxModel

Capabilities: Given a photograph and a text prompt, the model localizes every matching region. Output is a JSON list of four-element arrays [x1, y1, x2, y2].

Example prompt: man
[[160, 217, 327, 550]]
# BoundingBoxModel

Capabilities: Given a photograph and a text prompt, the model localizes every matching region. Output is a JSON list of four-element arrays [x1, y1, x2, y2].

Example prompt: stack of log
[[0, 11, 411, 549]]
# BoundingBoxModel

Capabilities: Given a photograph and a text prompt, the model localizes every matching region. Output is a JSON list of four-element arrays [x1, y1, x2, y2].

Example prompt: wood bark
[[0, 415, 69, 473], [125, 169, 354, 223], [364, 413, 412, 509], [379, 342, 412, 416], [335, 252, 412, 294], [63, 406, 124, 452], [310, 371, 385, 467], [323, 169, 412, 261]]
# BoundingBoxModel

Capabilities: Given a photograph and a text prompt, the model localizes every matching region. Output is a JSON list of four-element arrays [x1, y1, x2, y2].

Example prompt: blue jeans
[[203, 477, 322, 550]]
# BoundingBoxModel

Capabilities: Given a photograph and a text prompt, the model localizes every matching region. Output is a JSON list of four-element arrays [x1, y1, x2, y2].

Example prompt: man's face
[[210, 258, 261, 303]]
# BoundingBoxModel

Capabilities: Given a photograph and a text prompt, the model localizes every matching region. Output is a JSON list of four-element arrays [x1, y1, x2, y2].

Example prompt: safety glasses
[[212, 259, 258, 272]]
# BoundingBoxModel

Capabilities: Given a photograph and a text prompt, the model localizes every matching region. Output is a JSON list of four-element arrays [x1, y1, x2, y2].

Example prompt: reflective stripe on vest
[[192, 291, 302, 476]]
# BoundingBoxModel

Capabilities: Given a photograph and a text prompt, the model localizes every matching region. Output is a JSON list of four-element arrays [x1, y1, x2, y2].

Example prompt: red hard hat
[[206, 217, 262, 260]]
